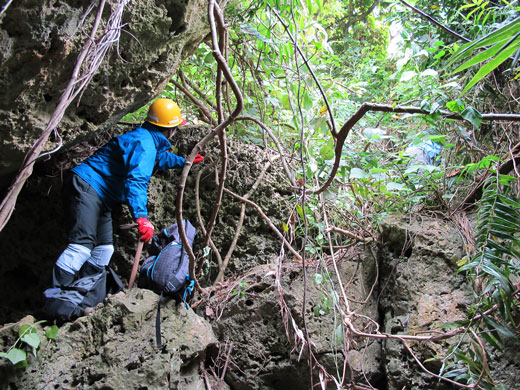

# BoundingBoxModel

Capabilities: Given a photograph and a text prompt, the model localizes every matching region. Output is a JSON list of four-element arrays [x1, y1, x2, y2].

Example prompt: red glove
[[136, 218, 154, 242], [193, 154, 204, 164]]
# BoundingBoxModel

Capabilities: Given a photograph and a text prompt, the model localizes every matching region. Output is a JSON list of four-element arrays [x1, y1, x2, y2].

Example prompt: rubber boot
[[52, 266, 75, 288], [79, 261, 103, 278]]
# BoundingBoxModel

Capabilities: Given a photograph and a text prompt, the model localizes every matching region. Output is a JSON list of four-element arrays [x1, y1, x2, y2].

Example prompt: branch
[[203, 19, 228, 251], [0, 0, 14, 17], [214, 157, 274, 283], [270, 6, 337, 135], [223, 187, 303, 262], [179, 70, 218, 112], [398, 0, 470, 43], [194, 159, 224, 274], [400, 329, 488, 389], [312, 102, 520, 195], [325, 226, 372, 243], [176, 0, 243, 290], [171, 78, 217, 125], [341, 0, 380, 32], [237, 116, 297, 188]]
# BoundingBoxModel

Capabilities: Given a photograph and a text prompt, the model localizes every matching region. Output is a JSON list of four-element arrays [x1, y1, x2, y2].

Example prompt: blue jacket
[[72, 124, 185, 219]]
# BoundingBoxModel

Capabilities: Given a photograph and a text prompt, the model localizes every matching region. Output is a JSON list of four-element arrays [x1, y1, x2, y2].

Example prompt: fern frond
[[466, 175, 519, 307]]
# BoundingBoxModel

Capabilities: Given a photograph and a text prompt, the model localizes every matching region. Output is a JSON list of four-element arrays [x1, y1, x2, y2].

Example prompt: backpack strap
[[155, 276, 194, 349], [156, 291, 164, 348], [182, 275, 195, 309]]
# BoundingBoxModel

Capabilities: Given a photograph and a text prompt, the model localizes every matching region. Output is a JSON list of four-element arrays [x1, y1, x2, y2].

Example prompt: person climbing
[[404, 138, 443, 166], [51, 98, 203, 287]]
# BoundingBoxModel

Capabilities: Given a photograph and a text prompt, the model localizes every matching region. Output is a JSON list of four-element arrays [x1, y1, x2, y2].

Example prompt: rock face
[[379, 215, 474, 389], [379, 215, 520, 390], [207, 215, 520, 389], [207, 250, 384, 390], [0, 289, 217, 389], [0, 0, 209, 180]]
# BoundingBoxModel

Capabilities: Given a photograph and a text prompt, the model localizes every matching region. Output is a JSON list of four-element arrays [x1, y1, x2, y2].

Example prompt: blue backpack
[[138, 220, 197, 347]]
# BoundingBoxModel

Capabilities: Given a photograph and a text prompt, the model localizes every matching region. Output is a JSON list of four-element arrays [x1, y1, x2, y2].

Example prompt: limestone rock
[[379, 214, 519, 390], [209, 248, 383, 389], [0, 288, 217, 389], [0, 0, 209, 180]]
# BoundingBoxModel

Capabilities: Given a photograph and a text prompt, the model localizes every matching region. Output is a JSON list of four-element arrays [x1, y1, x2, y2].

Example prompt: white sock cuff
[[56, 244, 92, 274], [87, 244, 115, 268]]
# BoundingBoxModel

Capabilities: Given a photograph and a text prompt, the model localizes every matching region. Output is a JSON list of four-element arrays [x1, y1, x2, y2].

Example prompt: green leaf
[[314, 273, 323, 286], [18, 324, 36, 337], [203, 52, 213, 63], [497, 194, 520, 208], [0, 348, 27, 365], [440, 321, 467, 328], [461, 40, 520, 94], [303, 92, 313, 110], [427, 135, 446, 144], [305, 0, 313, 14], [483, 315, 516, 339], [350, 168, 369, 179], [400, 71, 416, 82], [498, 174, 517, 185], [386, 182, 406, 191], [319, 137, 335, 160], [489, 221, 517, 233], [489, 229, 518, 240], [21, 333, 40, 350], [452, 37, 510, 74], [481, 331, 502, 350], [461, 107, 483, 128], [446, 99, 465, 113], [486, 240, 513, 256], [458, 260, 481, 272], [280, 94, 291, 110], [447, 17, 520, 67], [296, 204, 305, 220], [306, 245, 317, 254], [45, 325, 59, 340]]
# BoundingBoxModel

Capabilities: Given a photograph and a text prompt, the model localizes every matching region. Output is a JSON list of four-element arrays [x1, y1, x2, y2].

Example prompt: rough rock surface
[[0, 288, 217, 390], [206, 215, 520, 389], [1, 209, 520, 389], [207, 247, 384, 390], [0, 0, 209, 180], [379, 214, 473, 389], [379, 214, 520, 390]]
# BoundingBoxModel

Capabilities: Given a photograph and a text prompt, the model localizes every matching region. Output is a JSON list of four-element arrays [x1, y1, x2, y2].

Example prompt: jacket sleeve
[[121, 140, 156, 219], [155, 150, 186, 171]]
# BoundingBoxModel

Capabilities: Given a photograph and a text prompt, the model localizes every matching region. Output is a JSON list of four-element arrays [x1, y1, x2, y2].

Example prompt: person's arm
[[155, 150, 186, 171], [121, 140, 155, 219]]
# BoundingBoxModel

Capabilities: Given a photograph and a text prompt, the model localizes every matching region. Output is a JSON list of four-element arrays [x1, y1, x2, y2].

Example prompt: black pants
[[62, 172, 113, 250]]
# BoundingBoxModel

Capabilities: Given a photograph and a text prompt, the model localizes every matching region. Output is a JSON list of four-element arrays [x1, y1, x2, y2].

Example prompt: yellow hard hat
[[146, 98, 186, 127]]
